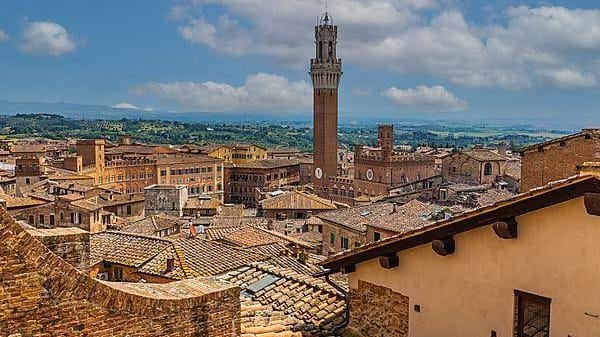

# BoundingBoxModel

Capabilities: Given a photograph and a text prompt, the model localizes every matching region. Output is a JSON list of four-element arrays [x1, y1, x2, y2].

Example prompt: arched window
[[484, 162, 492, 176]]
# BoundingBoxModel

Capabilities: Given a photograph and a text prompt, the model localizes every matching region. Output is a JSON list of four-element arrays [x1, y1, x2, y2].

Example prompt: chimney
[[267, 219, 274, 230], [165, 256, 175, 273], [391, 202, 397, 214], [298, 250, 308, 264], [118, 134, 133, 146], [306, 210, 313, 218]]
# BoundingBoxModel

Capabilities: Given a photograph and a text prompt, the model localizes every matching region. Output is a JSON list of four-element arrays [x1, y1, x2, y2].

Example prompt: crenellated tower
[[310, 12, 342, 194]]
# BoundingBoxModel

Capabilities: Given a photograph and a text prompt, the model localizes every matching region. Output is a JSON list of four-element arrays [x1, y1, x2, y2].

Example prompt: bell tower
[[310, 11, 342, 194]]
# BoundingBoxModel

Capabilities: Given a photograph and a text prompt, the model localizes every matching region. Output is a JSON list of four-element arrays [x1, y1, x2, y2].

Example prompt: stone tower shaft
[[311, 12, 342, 192]]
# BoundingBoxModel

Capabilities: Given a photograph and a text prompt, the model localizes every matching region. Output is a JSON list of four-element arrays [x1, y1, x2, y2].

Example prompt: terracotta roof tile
[[227, 159, 301, 169], [222, 226, 314, 249], [318, 200, 440, 234], [247, 243, 323, 275], [167, 238, 269, 277], [260, 191, 337, 211], [90, 231, 172, 267], [120, 214, 187, 236], [218, 262, 345, 336]]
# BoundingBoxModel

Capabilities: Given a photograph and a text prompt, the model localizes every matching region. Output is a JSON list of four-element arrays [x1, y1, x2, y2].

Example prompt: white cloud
[[112, 102, 155, 111], [172, 1, 600, 88], [179, 15, 251, 55], [134, 73, 311, 113], [0, 29, 9, 41], [21, 21, 76, 56], [383, 85, 468, 112], [535, 69, 597, 88], [112, 102, 140, 110]]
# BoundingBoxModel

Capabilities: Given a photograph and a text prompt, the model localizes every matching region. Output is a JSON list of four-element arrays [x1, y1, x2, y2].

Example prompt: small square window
[[374, 232, 381, 241], [514, 290, 551, 337]]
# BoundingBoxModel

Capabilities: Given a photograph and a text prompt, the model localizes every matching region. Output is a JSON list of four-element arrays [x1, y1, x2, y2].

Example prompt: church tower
[[310, 11, 342, 193]]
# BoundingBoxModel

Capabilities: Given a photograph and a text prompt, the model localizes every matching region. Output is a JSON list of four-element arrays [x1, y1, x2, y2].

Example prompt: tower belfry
[[310, 10, 342, 194]]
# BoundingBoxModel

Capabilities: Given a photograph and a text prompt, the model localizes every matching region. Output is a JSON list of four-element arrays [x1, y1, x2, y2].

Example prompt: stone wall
[[521, 131, 600, 191], [29, 228, 90, 273], [348, 280, 409, 337], [144, 185, 188, 217], [0, 208, 241, 337], [321, 220, 366, 255], [441, 153, 505, 186]]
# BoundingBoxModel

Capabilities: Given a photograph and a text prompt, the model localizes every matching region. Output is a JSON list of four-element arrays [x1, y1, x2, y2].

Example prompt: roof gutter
[[323, 273, 350, 334]]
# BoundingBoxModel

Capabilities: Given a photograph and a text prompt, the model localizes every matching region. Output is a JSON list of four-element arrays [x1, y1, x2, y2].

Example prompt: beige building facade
[[322, 174, 600, 337]]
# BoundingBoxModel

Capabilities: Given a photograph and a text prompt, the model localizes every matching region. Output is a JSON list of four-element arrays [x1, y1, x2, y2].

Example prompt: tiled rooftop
[[260, 190, 337, 211], [475, 189, 515, 207], [184, 197, 220, 210], [221, 225, 314, 249], [227, 158, 301, 169], [120, 214, 187, 236], [318, 199, 440, 234], [90, 231, 172, 267], [169, 238, 269, 277], [247, 243, 322, 276], [462, 149, 508, 162], [218, 262, 345, 336]]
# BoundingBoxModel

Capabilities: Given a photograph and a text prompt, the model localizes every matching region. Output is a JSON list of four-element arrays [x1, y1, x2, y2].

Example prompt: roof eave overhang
[[320, 176, 600, 273]]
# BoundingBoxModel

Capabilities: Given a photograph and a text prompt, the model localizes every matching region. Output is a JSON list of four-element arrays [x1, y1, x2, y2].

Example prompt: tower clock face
[[366, 169, 374, 181], [315, 167, 323, 179]]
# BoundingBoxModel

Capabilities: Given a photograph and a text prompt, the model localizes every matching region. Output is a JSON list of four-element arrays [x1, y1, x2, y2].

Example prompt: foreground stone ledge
[[0, 207, 241, 337]]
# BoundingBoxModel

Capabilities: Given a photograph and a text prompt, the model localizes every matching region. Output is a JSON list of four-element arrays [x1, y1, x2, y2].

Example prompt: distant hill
[[0, 99, 590, 130], [0, 100, 310, 123]]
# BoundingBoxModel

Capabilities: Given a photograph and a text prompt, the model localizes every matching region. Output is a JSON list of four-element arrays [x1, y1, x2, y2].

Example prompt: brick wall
[[348, 280, 409, 337], [0, 208, 241, 337], [31, 230, 90, 273], [521, 132, 600, 191], [441, 153, 505, 185], [354, 157, 437, 197]]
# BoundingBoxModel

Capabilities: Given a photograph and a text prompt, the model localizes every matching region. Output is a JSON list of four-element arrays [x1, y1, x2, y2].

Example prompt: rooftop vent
[[245, 274, 281, 296]]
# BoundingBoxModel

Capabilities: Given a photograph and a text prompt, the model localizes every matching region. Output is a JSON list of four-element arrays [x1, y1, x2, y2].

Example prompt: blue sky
[[0, 0, 599, 126]]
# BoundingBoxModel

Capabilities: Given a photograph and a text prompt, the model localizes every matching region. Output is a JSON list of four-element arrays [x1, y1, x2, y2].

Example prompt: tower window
[[318, 41, 323, 60]]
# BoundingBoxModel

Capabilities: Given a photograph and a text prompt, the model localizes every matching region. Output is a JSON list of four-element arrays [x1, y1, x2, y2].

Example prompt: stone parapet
[[0, 207, 241, 337]]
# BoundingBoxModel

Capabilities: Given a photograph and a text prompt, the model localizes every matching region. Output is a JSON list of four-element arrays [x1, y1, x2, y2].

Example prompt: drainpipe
[[325, 273, 350, 334]]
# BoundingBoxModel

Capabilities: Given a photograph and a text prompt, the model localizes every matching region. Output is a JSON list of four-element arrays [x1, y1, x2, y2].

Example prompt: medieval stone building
[[520, 128, 600, 191]]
